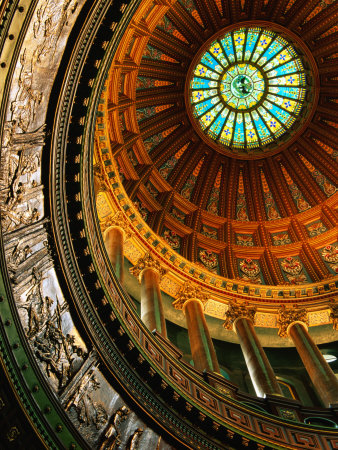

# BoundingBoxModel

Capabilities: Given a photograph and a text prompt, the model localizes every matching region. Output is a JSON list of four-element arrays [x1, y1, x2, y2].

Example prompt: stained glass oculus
[[189, 27, 307, 151]]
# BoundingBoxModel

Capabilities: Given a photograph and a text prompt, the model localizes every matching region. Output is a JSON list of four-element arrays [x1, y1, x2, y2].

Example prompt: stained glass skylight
[[189, 27, 307, 151]]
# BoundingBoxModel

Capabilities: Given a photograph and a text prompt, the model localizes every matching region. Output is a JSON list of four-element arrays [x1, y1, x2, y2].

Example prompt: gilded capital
[[172, 282, 208, 310], [129, 252, 167, 282], [277, 308, 308, 338], [223, 303, 256, 331], [329, 303, 338, 331], [102, 211, 133, 240]]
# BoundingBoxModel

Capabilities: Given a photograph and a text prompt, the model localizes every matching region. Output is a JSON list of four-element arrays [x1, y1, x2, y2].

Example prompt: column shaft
[[289, 322, 338, 407], [184, 299, 220, 373], [104, 227, 124, 284], [235, 318, 282, 397], [140, 268, 167, 338]]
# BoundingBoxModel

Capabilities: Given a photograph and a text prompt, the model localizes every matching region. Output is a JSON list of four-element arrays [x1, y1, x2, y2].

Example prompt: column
[[130, 253, 167, 338], [103, 212, 132, 285], [278, 308, 338, 407], [173, 282, 220, 373], [224, 303, 282, 398]]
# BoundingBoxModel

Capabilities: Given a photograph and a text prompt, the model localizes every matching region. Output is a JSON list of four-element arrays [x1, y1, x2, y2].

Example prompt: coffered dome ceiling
[[97, 0, 338, 300], [1, 0, 338, 448]]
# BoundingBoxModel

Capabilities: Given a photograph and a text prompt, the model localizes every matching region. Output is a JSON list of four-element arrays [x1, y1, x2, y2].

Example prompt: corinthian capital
[[329, 303, 338, 331], [172, 282, 208, 310], [223, 303, 256, 331], [129, 252, 167, 281], [102, 211, 133, 240], [277, 308, 308, 338]]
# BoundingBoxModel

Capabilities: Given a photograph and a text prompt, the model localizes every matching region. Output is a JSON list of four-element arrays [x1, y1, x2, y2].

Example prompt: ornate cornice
[[101, 211, 134, 240], [129, 252, 167, 282], [223, 303, 257, 331], [277, 308, 309, 338], [172, 281, 208, 310]]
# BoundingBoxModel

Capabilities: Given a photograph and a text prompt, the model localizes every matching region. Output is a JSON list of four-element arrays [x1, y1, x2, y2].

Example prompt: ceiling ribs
[[149, 33, 194, 62], [297, 136, 338, 185], [138, 61, 187, 81], [266, 158, 296, 217], [284, 0, 319, 31], [302, 2, 338, 41], [167, 4, 205, 47], [266, 0, 291, 22], [282, 149, 327, 205], [195, 0, 222, 33], [192, 153, 220, 211]]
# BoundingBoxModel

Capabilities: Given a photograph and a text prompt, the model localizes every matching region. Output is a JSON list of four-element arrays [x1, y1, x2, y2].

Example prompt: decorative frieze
[[223, 303, 256, 331], [129, 252, 167, 281], [172, 281, 208, 310], [277, 308, 308, 337]]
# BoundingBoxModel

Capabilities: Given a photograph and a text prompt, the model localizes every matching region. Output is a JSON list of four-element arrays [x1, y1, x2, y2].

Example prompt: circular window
[[188, 26, 311, 154]]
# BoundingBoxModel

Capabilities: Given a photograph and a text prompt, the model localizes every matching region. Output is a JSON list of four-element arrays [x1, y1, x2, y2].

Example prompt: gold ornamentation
[[239, 258, 262, 284], [280, 256, 307, 285], [93, 162, 107, 193], [329, 303, 338, 330], [102, 211, 133, 240], [223, 302, 256, 331], [277, 308, 308, 337], [129, 252, 167, 281], [322, 245, 338, 273], [7, 426, 20, 442], [279, 408, 297, 421], [172, 281, 208, 310]]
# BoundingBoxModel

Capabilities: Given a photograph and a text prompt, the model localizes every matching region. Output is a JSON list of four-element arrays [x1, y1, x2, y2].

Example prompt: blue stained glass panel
[[189, 26, 308, 151]]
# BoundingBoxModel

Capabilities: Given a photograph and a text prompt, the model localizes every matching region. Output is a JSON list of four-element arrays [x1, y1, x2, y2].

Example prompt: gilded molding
[[102, 211, 134, 240], [129, 252, 167, 281], [172, 281, 208, 310], [277, 308, 308, 337], [223, 302, 256, 331]]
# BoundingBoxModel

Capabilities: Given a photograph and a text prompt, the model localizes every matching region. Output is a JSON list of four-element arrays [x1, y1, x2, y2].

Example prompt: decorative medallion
[[239, 258, 262, 284], [322, 245, 338, 274], [306, 220, 327, 237], [271, 232, 292, 246], [163, 229, 181, 251], [188, 26, 310, 155], [280, 256, 307, 284], [199, 249, 218, 272]]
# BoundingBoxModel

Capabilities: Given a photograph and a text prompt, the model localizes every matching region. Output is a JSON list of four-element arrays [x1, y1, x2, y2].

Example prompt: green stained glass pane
[[189, 26, 308, 151]]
